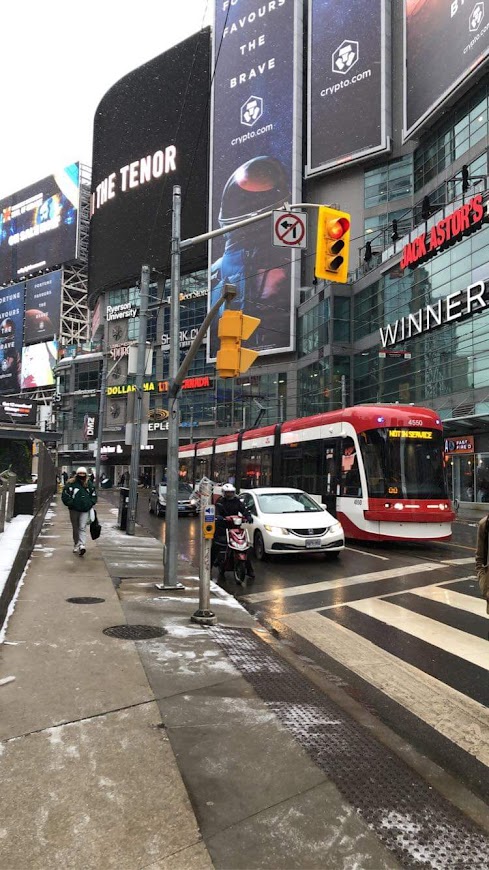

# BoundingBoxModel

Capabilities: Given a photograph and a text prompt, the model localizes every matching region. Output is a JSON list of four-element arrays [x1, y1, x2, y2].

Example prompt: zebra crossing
[[242, 557, 489, 769]]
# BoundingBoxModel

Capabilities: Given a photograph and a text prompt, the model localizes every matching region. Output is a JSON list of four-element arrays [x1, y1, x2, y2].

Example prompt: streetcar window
[[282, 440, 323, 493], [341, 438, 362, 497], [240, 448, 272, 489], [359, 429, 447, 499]]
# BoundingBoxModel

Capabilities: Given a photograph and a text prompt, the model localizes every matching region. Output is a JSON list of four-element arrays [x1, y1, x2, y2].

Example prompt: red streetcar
[[178, 404, 454, 542]]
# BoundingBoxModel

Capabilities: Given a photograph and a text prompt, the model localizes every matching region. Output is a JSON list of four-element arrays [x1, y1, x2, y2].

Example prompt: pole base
[[154, 582, 186, 591], [191, 609, 217, 626]]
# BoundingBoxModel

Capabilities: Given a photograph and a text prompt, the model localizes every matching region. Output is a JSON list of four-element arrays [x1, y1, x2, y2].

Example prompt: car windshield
[[256, 492, 322, 514]]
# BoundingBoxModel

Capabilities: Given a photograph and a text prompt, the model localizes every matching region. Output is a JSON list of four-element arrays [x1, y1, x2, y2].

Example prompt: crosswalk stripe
[[245, 562, 442, 603], [409, 584, 487, 617], [281, 610, 489, 768], [349, 597, 489, 670]]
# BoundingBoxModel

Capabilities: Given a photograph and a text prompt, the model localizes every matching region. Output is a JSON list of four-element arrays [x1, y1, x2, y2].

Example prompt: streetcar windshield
[[359, 428, 448, 499]]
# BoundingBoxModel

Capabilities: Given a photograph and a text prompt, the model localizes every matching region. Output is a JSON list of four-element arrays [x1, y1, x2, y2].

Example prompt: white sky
[[1, 0, 213, 200]]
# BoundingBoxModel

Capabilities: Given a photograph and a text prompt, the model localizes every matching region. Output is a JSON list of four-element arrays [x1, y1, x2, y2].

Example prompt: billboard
[[307, 0, 390, 175], [208, 0, 302, 358], [89, 30, 210, 297], [24, 270, 62, 344], [404, 0, 489, 140], [21, 340, 58, 390], [0, 164, 80, 285], [0, 398, 37, 425], [0, 283, 24, 395]]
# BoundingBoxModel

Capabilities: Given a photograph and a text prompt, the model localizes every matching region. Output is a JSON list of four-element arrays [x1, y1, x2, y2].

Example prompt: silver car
[[148, 483, 199, 517]]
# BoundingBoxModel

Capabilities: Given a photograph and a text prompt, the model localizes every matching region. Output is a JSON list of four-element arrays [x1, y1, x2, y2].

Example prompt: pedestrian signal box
[[216, 309, 261, 378], [315, 206, 351, 284]]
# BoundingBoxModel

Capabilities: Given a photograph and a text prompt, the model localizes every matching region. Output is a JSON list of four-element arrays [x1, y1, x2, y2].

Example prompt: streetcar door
[[323, 440, 341, 517]]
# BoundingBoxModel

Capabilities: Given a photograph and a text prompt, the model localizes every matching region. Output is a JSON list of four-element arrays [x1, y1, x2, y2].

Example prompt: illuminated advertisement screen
[[0, 398, 37, 424], [24, 270, 62, 344], [0, 164, 80, 285], [404, 0, 489, 139], [208, 0, 302, 358], [21, 340, 58, 390], [0, 282, 24, 395], [89, 30, 210, 297], [307, 0, 390, 175]]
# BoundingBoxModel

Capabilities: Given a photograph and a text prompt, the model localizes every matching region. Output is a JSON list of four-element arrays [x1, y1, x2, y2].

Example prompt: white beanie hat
[[76, 467, 88, 475]]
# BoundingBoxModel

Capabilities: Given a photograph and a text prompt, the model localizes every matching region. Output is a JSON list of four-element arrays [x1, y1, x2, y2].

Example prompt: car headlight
[[264, 524, 289, 535], [328, 522, 343, 534], [190, 497, 198, 506]]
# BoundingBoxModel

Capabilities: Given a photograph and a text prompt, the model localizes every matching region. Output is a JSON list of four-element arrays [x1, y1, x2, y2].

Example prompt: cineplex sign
[[380, 280, 489, 347], [400, 194, 487, 270]]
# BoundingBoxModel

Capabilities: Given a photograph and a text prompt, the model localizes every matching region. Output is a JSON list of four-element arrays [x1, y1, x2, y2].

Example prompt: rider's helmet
[[222, 483, 236, 498]]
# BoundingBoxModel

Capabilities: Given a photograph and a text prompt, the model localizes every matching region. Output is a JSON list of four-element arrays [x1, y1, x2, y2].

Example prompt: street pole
[[162, 187, 184, 588], [95, 341, 108, 487], [126, 263, 150, 536]]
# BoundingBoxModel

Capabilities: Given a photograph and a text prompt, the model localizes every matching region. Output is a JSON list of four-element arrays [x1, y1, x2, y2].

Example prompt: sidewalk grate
[[66, 597, 105, 605], [102, 624, 166, 640], [213, 626, 489, 869]]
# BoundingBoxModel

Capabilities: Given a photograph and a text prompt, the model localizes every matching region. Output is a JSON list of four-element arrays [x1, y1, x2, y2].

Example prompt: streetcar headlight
[[264, 525, 289, 535], [394, 502, 404, 510]]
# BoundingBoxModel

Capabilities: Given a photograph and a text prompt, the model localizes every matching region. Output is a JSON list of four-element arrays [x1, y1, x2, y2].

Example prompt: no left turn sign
[[272, 211, 308, 248]]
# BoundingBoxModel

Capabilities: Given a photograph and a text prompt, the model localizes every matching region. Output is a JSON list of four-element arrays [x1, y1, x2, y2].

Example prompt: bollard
[[0, 481, 6, 534], [191, 478, 217, 626]]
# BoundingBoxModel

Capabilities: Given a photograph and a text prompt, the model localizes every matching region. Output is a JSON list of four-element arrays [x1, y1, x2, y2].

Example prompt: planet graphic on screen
[[0, 317, 15, 342], [25, 309, 54, 339]]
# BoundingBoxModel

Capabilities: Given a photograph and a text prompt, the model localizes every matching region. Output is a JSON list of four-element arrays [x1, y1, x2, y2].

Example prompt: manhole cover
[[102, 624, 166, 640], [66, 597, 105, 604]]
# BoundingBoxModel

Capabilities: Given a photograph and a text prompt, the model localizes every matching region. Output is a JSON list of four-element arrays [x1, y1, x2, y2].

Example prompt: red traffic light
[[327, 216, 350, 239]]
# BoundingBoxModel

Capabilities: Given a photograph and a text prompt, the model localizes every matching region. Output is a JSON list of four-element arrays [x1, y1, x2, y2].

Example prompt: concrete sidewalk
[[0, 495, 405, 869], [3, 497, 488, 869]]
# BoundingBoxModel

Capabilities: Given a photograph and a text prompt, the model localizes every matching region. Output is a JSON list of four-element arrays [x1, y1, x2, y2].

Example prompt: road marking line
[[409, 584, 487, 616], [281, 610, 489, 768], [244, 563, 441, 603], [349, 598, 489, 670], [345, 547, 389, 561]]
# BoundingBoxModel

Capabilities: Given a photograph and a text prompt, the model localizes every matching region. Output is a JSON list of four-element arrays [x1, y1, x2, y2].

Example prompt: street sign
[[379, 350, 412, 360], [272, 211, 308, 248]]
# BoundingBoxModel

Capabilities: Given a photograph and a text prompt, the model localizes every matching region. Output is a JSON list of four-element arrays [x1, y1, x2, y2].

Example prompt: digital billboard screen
[[0, 164, 80, 285], [21, 340, 58, 390], [89, 30, 210, 297], [307, 0, 390, 175], [24, 270, 62, 344], [0, 282, 24, 395], [208, 0, 302, 359], [404, 0, 489, 139], [0, 398, 37, 425]]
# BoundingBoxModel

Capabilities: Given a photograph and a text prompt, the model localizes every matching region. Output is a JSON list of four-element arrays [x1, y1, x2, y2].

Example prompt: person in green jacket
[[62, 466, 97, 556]]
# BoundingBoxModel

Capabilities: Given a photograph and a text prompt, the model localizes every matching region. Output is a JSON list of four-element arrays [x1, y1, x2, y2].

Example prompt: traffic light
[[462, 165, 470, 193], [391, 219, 399, 242], [216, 309, 261, 378], [421, 195, 431, 221], [364, 241, 373, 263], [315, 206, 351, 283]]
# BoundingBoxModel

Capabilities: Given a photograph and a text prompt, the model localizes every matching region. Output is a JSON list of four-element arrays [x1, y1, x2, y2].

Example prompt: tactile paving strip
[[213, 626, 489, 869]]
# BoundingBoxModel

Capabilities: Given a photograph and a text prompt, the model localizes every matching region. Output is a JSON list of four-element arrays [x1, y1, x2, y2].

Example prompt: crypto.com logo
[[469, 2, 484, 31], [240, 96, 263, 127], [332, 40, 359, 75]]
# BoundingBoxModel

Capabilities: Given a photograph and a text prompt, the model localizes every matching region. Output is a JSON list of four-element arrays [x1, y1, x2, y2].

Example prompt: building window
[[74, 362, 102, 393], [364, 155, 413, 209]]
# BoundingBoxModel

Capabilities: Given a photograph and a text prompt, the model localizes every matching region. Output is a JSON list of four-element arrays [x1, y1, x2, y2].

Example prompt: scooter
[[215, 514, 253, 585]]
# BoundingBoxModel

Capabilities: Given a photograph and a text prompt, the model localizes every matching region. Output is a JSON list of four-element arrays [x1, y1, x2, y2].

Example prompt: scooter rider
[[213, 483, 255, 582]]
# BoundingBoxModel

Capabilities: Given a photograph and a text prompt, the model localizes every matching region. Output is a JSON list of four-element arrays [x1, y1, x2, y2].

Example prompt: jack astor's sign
[[380, 280, 489, 347], [400, 194, 487, 270]]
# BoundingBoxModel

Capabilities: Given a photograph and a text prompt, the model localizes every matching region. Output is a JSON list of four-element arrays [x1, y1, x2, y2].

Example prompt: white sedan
[[239, 487, 345, 560]]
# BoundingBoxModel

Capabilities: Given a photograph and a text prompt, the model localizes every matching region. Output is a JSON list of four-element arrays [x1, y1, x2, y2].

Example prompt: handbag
[[90, 509, 102, 540]]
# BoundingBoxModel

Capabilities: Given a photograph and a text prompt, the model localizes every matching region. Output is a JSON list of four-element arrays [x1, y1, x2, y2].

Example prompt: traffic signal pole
[[161, 187, 334, 591]]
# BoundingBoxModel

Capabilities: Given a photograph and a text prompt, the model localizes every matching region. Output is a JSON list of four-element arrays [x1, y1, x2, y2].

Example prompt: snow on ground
[[0, 516, 33, 600]]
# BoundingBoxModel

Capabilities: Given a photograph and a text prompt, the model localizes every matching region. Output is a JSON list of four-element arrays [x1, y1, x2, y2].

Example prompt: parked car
[[148, 482, 199, 517], [239, 487, 345, 560]]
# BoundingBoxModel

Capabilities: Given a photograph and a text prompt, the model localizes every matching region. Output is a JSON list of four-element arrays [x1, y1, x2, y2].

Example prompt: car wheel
[[148, 499, 154, 514], [254, 531, 268, 561], [157, 504, 163, 517]]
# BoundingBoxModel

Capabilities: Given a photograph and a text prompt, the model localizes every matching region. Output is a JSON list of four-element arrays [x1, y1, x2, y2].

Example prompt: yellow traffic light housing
[[216, 309, 261, 378], [315, 206, 351, 283]]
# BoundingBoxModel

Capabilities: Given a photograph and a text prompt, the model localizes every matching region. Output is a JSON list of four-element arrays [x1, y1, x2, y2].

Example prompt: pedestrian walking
[[475, 514, 489, 614], [62, 471, 68, 484], [61, 466, 97, 557]]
